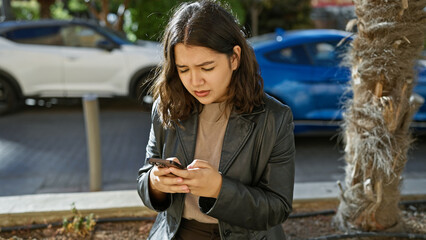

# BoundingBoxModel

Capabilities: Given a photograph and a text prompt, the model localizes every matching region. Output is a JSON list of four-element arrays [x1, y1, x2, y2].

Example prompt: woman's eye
[[202, 67, 214, 72], [179, 69, 189, 73]]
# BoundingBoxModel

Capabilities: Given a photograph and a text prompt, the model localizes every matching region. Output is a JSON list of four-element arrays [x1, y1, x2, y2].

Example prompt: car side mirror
[[96, 40, 117, 51]]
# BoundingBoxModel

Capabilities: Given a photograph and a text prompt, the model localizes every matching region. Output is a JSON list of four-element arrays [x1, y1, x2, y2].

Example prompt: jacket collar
[[175, 102, 265, 173], [232, 103, 265, 117]]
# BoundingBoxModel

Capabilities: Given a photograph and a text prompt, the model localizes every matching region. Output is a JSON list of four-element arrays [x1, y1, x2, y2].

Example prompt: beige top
[[182, 102, 231, 223]]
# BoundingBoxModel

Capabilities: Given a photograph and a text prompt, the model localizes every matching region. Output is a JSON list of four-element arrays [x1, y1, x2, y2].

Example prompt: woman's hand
[[148, 158, 190, 200], [169, 159, 222, 198]]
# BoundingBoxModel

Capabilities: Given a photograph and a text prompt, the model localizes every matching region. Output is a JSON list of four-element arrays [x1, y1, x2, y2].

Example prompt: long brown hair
[[153, 0, 264, 128]]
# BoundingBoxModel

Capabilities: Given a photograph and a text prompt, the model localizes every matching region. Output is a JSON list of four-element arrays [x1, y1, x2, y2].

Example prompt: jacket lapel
[[219, 114, 254, 174], [220, 104, 265, 174], [175, 114, 198, 167]]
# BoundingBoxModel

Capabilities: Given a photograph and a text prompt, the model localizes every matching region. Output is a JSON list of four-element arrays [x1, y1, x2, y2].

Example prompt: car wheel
[[0, 78, 19, 115]]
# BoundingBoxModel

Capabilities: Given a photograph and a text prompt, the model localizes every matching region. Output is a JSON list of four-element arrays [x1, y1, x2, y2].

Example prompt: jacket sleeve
[[137, 100, 172, 212], [199, 107, 295, 230]]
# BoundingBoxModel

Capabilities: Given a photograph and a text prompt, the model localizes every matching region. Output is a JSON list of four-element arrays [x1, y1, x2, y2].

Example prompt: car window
[[4, 26, 63, 46], [61, 25, 106, 48], [95, 26, 133, 45], [264, 46, 311, 65], [305, 41, 349, 67]]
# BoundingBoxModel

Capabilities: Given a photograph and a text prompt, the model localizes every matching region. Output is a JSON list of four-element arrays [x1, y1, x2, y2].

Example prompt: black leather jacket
[[137, 94, 295, 240]]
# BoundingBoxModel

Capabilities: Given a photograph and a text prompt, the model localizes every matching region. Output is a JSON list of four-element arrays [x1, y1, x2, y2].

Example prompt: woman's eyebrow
[[176, 61, 215, 68], [196, 61, 215, 67]]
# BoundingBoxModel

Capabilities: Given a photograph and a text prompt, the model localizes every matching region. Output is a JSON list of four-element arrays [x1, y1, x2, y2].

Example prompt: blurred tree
[[1, 0, 16, 20], [129, 0, 245, 41], [10, 0, 40, 20], [335, 0, 425, 232], [51, 0, 73, 19], [126, 0, 177, 41], [241, 0, 263, 36], [85, 0, 130, 31], [66, 0, 94, 18], [6, 0, 246, 42], [242, 0, 312, 36], [260, 0, 312, 32], [8, 0, 73, 20], [38, 0, 55, 18]]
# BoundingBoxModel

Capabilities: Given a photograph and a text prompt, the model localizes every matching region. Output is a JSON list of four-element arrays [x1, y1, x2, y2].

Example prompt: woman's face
[[174, 43, 240, 104]]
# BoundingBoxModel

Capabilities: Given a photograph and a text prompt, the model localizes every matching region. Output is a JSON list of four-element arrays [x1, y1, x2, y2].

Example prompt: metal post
[[83, 94, 102, 191]]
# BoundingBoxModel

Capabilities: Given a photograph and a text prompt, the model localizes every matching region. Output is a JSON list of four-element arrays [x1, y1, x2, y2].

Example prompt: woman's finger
[[180, 178, 196, 186], [156, 182, 189, 193], [166, 157, 182, 165], [152, 166, 171, 176], [187, 159, 211, 169], [169, 184, 190, 193], [169, 167, 193, 178], [159, 175, 184, 185]]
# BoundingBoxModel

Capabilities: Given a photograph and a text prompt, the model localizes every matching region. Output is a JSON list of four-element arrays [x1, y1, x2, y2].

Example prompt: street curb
[[0, 191, 156, 227], [1, 179, 425, 227], [293, 179, 426, 201]]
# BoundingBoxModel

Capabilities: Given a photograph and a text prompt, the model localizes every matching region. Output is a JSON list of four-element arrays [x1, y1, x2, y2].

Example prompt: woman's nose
[[191, 70, 205, 87]]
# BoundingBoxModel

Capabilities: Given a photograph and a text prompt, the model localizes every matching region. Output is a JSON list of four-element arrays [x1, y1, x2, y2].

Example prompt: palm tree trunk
[[335, 0, 426, 232]]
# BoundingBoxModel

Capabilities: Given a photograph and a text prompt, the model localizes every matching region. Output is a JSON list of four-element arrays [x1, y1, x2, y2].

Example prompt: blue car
[[250, 29, 426, 134]]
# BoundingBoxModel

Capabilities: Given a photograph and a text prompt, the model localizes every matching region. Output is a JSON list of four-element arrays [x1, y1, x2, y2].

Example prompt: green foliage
[[11, 0, 40, 20], [59, 203, 96, 238], [51, 1, 72, 19], [9, 0, 72, 20], [123, 9, 138, 42], [127, 0, 246, 41], [68, 0, 87, 12], [128, 0, 181, 41], [7, 0, 310, 41], [219, 0, 246, 25]]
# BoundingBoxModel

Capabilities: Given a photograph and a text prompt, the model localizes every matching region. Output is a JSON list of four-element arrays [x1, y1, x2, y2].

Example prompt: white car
[[0, 19, 162, 114]]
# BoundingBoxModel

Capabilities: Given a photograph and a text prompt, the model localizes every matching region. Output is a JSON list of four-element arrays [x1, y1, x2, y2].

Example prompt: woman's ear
[[231, 45, 241, 71]]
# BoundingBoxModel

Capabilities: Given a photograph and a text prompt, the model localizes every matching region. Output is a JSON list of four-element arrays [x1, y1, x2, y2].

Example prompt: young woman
[[137, 1, 295, 239]]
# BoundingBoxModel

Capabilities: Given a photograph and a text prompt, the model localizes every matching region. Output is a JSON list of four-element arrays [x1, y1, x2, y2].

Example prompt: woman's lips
[[194, 90, 210, 97]]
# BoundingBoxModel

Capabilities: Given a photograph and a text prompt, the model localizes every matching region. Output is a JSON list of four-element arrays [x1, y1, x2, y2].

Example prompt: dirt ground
[[1, 202, 425, 240]]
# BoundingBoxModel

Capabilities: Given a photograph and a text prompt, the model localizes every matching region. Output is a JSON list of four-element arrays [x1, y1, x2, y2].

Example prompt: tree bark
[[250, 4, 261, 36], [242, 0, 263, 37], [335, 0, 426, 232], [38, 0, 55, 19], [85, 0, 129, 32], [86, 0, 110, 27]]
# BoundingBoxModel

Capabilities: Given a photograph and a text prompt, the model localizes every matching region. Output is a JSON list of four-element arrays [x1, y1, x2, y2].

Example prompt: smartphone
[[148, 158, 185, 169]]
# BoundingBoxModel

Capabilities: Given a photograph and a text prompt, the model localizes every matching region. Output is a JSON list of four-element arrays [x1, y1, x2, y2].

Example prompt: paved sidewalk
[[1, 179, 425, 227]]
